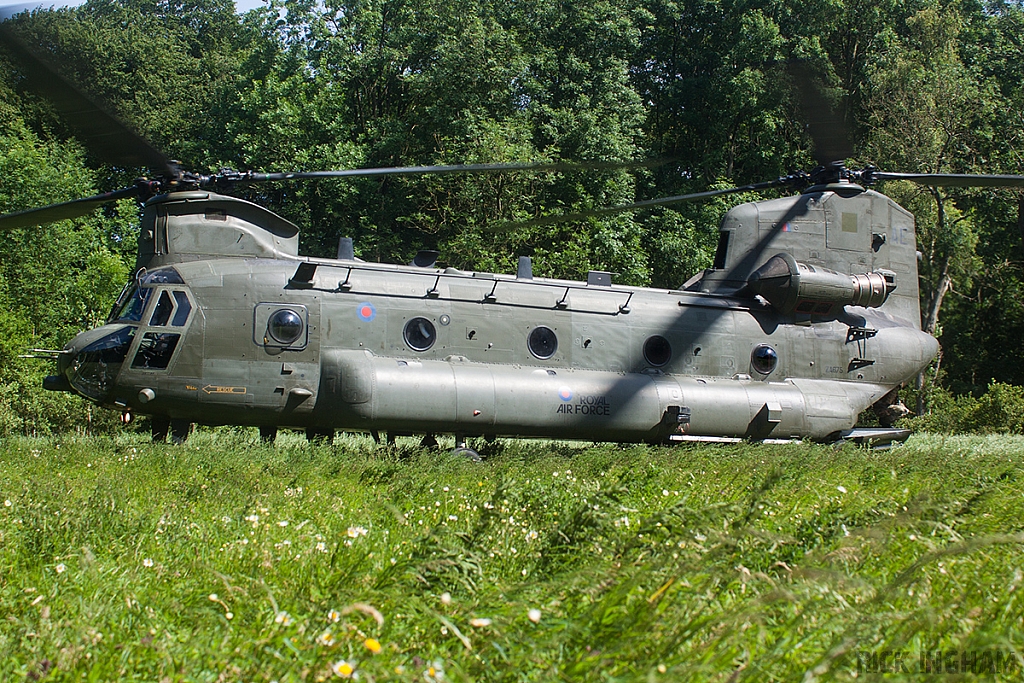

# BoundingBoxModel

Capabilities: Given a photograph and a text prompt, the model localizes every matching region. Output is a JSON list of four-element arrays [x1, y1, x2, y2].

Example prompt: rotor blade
[[229, 158, 668, 184], [0, 21, 172, 172], [787, 61, 854, 166], [869, 172, 1024, 188], [0, 185, 140, 230], [490, 179, 786, 231]]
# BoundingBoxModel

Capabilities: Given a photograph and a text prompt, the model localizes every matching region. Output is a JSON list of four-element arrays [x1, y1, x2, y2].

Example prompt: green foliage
[[2, 0, 1024, 426], [904, 382, 1024, 435], [2, 434, 1024, 679], [0, 111, 132, 434]]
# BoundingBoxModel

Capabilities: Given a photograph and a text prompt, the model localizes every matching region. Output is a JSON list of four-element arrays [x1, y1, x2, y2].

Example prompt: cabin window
[[268, 309, 304, 345], [750, 344, 778, 375], [528, 326, 558, 359], [643, 335, 672, 367], [404, 317, 437, 351]]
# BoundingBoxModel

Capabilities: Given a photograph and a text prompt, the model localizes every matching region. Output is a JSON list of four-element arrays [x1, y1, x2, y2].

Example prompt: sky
[[0, 0, 265, 20]]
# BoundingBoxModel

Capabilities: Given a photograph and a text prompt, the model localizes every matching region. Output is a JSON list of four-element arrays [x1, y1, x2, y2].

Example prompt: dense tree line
[[0, 0, 1022, 432]]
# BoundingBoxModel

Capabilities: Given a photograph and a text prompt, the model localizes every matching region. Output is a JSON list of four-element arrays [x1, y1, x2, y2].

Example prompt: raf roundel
[[357, 302, 376, 322], [558, 387, 573, 402]]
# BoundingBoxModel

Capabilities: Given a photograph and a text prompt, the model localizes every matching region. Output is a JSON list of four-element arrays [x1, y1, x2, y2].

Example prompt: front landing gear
[[170, 419, 191, 445], [151, 416, 169, 443], [150, 416, 190, 444], [305, 427, 334, 444]]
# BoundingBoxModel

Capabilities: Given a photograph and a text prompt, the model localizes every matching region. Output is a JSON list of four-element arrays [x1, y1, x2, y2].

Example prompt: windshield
[[114, 286, 152, 322], [68, 326, 136, 402], [109, 268, 184, 323]]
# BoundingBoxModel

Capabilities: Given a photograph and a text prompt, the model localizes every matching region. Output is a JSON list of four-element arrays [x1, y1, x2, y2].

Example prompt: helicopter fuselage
[[49, 187, 938, 444]]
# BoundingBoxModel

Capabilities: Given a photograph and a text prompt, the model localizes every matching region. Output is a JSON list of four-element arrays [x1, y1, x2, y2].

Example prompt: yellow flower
[[364, 637, 382, 654], [332, 659, 355, 678], [317, 630, 336, 646], [424, 661, 445, 682], [328, 609, 341, 622]]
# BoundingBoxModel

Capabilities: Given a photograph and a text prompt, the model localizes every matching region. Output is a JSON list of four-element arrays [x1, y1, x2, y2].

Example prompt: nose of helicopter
[[43, 324, 137, 403]]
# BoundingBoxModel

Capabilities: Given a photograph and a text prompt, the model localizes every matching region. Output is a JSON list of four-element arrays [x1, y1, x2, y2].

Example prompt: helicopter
[[4, 19, 1024, 455]]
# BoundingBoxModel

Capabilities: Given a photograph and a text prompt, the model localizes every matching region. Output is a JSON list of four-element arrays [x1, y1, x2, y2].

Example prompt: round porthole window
[[404, 317, 437, 351], [528, 326, 558, 359], [750, 344, 778, 375], [268, 309, 304, 344], [643, 335, 672, 367]]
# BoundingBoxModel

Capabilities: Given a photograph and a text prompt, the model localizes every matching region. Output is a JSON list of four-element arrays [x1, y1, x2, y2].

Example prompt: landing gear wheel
[[259, 425, 278, 444], [420, 433, 438, 449], [170, 419, 191, 445], [305, 427, 334, 444], [453, 433, 482, 461], [452, 446, 482, 462], [151, 416, 169, 443]]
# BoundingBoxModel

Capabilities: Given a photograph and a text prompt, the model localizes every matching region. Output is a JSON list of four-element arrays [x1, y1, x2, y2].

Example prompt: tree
[[861, 5, 997, 336]]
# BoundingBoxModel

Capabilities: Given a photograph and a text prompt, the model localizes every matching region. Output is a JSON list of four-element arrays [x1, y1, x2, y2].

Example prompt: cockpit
[[48, 267, 194, 404]]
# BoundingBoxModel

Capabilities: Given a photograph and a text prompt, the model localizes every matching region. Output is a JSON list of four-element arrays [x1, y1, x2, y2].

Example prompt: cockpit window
[[109, 268, 185, 323], [114, 286, 151, 322], [171, 291, 192, 326], [140, 268, 184, 285], [69, 326, 136, 401], [132, 332, 181, 369], [150, 291, 174, 326]]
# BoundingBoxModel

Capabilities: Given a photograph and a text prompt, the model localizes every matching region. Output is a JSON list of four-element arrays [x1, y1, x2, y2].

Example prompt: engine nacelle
[[747, 253, 896, 316]]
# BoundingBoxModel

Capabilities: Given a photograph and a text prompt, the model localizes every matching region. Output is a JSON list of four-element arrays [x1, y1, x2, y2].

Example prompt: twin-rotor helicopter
[[4, 19, 1024, 455]]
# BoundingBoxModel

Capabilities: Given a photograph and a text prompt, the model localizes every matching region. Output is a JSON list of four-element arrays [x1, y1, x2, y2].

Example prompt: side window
[[171, 291, 192, 326], [131, 332, 181, 369], [150, 291, 174, 326], [146, 289, 193, 328]]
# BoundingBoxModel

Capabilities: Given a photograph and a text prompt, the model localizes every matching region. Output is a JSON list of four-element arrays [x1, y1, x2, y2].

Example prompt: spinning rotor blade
[[0, 21, 173, 172], [0, 157, 661, 229], [492, 178, 789, 231], [787, 61, 854, 166], [0, 186, 140, 231], [222, 158, 667, 185], [866, 171, 1024, 188]]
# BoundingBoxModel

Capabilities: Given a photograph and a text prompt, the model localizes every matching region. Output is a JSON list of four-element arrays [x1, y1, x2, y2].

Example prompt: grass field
[[2, 431, 1023, 681]]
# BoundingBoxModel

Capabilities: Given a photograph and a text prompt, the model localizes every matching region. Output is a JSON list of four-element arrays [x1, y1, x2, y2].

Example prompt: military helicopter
[[4, 20, 1024, 453]]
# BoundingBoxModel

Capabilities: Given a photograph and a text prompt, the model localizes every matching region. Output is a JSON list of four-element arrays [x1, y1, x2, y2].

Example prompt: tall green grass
[[2, 432, 1023, 681]]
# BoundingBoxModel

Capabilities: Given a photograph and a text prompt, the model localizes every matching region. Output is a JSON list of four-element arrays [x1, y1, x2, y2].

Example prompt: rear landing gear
[[259, 426, 278, 444], [453, 434, 482, 462]]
